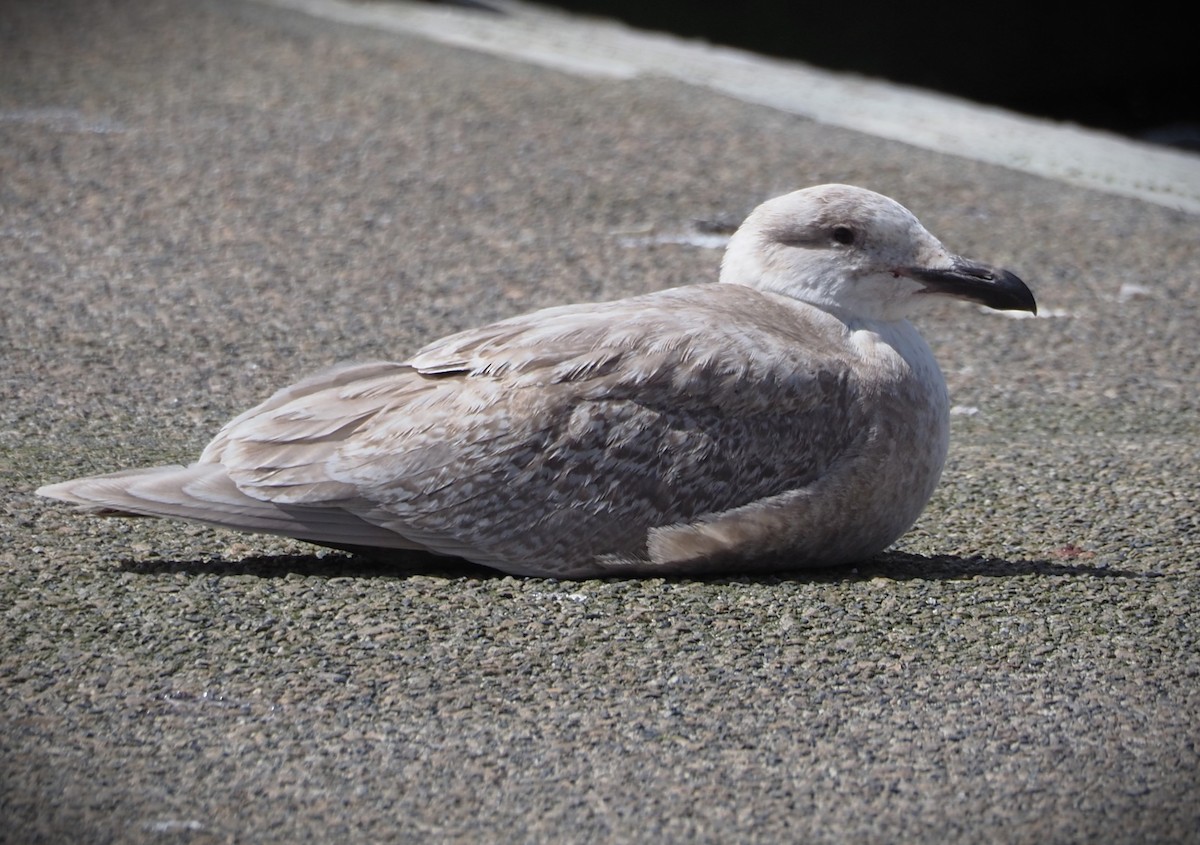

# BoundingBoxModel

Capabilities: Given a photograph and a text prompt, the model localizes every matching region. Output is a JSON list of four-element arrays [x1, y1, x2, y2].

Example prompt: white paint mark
[[1117, 283, 1154, 303], [143, 819, 205, 833], [984, 306, 1076, 319], [617, 232, 730, 250]]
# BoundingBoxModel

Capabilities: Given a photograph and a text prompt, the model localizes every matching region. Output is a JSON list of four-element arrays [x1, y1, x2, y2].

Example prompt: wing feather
[[45, 284, 873, 574], [36, 464, 429, 550], [326, 285, 869, 570]]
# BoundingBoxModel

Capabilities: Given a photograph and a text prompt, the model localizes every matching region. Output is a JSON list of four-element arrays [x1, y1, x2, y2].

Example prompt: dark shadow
[[762, 550, 1154, 583], [116, 548, 503, 581], [116, 547, 1153, 582]]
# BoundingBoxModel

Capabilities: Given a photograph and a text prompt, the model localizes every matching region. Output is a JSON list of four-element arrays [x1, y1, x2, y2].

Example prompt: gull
[[38, 184, 1036, 578]]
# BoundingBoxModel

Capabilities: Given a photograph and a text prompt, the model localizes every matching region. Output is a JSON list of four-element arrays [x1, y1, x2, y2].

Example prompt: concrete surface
[[2, 0, 1198, 843]]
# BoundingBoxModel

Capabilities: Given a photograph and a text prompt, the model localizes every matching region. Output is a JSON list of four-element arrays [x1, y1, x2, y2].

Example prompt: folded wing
[[41, 284, 872, 576]]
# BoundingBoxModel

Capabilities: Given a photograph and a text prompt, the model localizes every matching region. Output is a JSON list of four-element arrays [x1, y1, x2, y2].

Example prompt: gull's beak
[[907, 258, 1037, 314]]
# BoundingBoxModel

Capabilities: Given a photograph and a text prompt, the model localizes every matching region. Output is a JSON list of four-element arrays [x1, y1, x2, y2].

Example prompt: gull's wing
[[216, 284, 870, 573], [42, 284, 876, 576]]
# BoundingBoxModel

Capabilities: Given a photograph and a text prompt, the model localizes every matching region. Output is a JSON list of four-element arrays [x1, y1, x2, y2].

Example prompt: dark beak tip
[[1002, 269, 1038, 315], [907, 260, 1036, 314]]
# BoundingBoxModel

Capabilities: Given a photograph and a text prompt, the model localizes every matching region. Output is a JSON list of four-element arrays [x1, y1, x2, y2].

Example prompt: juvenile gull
[[38, 185, 1036, 578]]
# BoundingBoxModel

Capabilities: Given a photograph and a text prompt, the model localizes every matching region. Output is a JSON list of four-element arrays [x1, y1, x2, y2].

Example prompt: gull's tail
[[36, 464, 416, 550]]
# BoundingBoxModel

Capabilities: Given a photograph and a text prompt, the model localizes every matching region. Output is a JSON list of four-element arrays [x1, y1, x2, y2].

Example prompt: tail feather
[[36, 464, 427, 551]]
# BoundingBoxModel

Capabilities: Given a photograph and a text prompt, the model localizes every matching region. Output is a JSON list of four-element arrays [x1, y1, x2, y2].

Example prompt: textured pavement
[[2, 1, 1198, 843]]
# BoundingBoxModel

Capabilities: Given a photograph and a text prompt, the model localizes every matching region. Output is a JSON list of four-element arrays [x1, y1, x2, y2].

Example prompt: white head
[[719, 184, 1035, 322]]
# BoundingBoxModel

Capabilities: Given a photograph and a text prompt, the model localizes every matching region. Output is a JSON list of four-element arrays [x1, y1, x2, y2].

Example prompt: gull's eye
[[832, 225, 856, 246]]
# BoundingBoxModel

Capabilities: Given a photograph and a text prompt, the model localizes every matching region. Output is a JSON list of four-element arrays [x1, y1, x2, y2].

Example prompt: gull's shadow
[[760, 550, 1152, 583], [117, 548, 504, 580], [116, 547, 1151, 581]]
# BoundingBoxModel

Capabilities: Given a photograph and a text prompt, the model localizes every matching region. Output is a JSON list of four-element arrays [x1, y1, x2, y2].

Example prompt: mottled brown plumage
[[38, 185, 1036, 577]]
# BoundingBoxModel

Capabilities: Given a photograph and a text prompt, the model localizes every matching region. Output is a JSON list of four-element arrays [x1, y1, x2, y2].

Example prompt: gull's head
[[719, 184, 1036, 322]]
